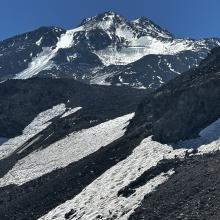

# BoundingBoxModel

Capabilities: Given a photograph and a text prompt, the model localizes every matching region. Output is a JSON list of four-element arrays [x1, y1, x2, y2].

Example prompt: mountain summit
[[0, 12, 220, 88]]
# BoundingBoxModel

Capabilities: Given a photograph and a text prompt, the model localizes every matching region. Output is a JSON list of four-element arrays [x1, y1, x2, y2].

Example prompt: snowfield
[[39, 118, 220, 220], [0, 112, 133, 186], [14, 27, 83, 79], [0, 104, 67, 160], [39, 137, 185, 220], [13, 12, 214, 79]]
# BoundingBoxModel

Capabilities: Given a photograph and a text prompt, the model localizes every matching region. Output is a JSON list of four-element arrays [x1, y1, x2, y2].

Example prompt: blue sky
[[0, 0, 219, 40]]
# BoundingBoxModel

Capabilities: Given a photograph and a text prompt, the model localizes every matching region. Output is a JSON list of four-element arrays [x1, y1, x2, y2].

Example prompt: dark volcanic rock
[[129, 152, 220, 220]]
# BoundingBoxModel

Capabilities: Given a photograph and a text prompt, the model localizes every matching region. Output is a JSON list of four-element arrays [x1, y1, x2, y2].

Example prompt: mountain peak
[[101, 11, 119, 16], [81, 11, 125, 26], [131, 16, 173, 39], [132, 16, 151, 23]]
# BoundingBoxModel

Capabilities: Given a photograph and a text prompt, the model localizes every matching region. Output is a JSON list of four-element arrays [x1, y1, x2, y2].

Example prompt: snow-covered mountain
[[0, 11, 220, 88]]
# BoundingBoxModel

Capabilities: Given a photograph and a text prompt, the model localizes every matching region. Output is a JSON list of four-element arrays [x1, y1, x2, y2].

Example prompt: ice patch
[[61, 107, 82, 118], [0, 113, 134, 186], [0, 104, 66, 160]]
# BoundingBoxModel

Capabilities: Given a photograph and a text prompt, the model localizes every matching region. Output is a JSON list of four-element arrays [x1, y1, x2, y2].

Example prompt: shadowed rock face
[[129, 152, 220, 220], [128, 47, 220, 144], [0, 78, 149, 139]]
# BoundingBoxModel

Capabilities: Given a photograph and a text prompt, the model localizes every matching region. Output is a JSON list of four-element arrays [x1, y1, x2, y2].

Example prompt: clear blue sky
[[0, 0, 219, 40]]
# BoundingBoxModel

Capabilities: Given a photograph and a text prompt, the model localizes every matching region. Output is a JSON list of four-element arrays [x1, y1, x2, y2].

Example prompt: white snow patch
[[167, 62, 181, 75], [0, 104, 66, 160], [61, 107, 82, 118], [0, 80, 6, 84], [90, 70, 115, 86], [66, 54, 77, 62], [39, 137, 184, 220], [15, 27, 83, 79], [0, 113, 134, 186], [36, 37, 43, 46], [14, 47, 56, 79]]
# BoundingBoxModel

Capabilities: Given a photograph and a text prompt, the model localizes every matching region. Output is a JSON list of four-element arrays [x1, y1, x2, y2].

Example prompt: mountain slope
[[1, 47, 220, 219], [128, 47, 220, 143], [1, 12, 220, 220], [0, 12, 220, 88]]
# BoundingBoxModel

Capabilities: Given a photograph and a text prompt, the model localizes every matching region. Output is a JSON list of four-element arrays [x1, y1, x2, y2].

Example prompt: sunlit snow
[[0, 104, 67, 160], [14, 27, 83, 79], [13, 14, 213, 78], [95, 38, 196, 66], [39, 137, 185, 220], [0, 113, 133, 186]]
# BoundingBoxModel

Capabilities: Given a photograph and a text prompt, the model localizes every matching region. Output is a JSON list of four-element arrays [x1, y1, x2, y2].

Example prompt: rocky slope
[[128, 47, 220, 143], [0, 47, 220, 219], [0, 78, 149, 139]]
